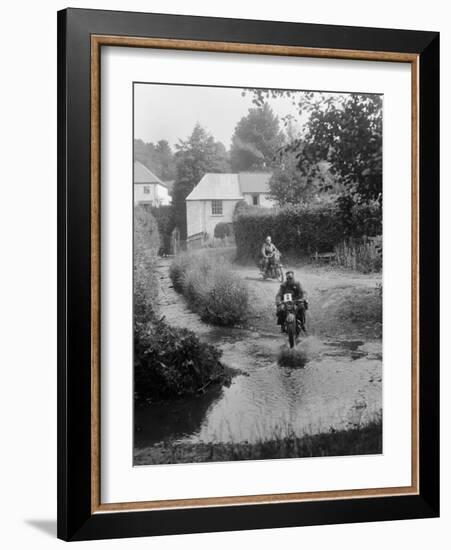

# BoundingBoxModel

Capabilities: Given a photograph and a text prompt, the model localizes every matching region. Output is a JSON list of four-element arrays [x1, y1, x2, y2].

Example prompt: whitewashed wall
[[134, 183, 171, 206], [187, 200, 237, 237], [242, 193, 275, 207]]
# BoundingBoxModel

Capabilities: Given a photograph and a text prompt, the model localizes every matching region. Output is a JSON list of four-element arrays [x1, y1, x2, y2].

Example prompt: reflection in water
[[135, 384, 223, 446], [134, 336, 382, 448]]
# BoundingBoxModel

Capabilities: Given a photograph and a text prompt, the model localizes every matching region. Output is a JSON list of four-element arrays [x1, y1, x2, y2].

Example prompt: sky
[[133, 83, 305, 149]]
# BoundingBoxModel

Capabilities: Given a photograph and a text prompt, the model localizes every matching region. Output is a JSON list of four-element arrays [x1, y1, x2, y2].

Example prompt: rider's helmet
[[265, 236, 272, 244], [285, 271, 294, 283]]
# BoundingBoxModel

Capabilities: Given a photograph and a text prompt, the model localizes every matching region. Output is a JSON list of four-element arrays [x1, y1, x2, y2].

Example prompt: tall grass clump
[[334, 236, 382, 273], [169, 251, 249, 326], [169, 253, 193, 292]]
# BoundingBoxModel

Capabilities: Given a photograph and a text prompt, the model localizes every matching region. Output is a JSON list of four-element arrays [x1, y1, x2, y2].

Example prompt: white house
[[134, 161, 172, 207], [185, 172, 274, 240], [239, 172, 274, 208]]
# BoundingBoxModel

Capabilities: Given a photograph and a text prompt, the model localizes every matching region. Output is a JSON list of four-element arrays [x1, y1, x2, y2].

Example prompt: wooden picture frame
[[57, 7, 439, 541]]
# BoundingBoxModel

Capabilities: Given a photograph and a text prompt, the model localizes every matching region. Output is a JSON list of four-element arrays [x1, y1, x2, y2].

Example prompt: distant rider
[[261, 236, 279, 273], [275, 271, 307, 333]]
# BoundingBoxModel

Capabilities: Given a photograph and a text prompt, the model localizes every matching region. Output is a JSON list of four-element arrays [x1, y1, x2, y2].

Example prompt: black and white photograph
[[0, 0, 445, 545], [133, 83, 383, 466]]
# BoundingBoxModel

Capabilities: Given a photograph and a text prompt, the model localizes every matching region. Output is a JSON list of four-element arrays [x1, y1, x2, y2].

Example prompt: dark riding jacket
[[276, 280, 304, 304]]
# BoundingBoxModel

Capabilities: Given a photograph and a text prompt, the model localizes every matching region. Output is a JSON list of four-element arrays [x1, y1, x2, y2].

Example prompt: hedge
[[134, 205, 160, 314], [233, 202, 381, 261]]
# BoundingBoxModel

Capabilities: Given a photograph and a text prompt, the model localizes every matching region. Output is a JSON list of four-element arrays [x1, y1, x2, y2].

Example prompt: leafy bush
[[214, 221, 231, 239], [134, 314, 230, 403], [169, 251, 249, 326], [149, 205, 176, 254], [233, 202, 381, 261]]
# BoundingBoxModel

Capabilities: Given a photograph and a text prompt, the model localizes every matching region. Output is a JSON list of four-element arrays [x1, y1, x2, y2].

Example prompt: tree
[[134, 138, 155, 170], [154, 140, 176, 181], [246, 91, 382, 204], [172, 124, 230, 238], [133, 138, 176, 181], [300, 94, 383, 205], [230, 103, 285, 172], [268, 152, 318, 206], [214, 222, 231, 239]]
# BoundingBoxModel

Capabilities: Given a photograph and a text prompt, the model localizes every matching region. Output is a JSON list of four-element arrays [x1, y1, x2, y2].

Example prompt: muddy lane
[[134, 259, 382, 448]]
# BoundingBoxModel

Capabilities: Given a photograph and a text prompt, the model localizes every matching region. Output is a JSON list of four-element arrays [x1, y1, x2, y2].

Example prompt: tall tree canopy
[[268, 153, 326, 206], [300, 93, 382, 205], [172, 123, 230, 238], [230, 103, 285, 172], [248, 91, 382, 206], [134, 138, 176, 181], [154, 140, 177, 181]]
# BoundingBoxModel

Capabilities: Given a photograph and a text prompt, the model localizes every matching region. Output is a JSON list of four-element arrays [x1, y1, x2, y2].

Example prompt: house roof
[[238, 172, 272, 194], [134, 161, 167, 187], [186, 173, 243, 201], [186, 172, 272, 201]]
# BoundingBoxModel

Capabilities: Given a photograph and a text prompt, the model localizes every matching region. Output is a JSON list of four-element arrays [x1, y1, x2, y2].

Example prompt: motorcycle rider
[[275, 271, 307, 333], [261, 236, 279, 274]]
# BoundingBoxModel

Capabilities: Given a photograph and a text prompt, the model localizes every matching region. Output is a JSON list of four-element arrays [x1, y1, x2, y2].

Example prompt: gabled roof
[[134, 161, 166, 187], [186, 172, 272, 201], [186, 173, 243, 201], [238, 172, 272, 194]]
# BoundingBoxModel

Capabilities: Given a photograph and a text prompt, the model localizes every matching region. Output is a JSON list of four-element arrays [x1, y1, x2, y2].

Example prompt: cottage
[[134, 161, 172, 207], [185, 172, 274, 241], [239, 172, 273, 207]]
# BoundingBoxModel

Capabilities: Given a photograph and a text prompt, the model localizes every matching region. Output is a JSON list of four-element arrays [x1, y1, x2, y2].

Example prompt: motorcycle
[[280, 295, 308, 348], [259, 252, 284, 282]]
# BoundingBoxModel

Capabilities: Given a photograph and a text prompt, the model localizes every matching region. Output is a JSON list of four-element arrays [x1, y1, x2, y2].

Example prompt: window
[[211, 200, 223, 215], [143, 186, 150, 194], [252, 195, 259, 206]]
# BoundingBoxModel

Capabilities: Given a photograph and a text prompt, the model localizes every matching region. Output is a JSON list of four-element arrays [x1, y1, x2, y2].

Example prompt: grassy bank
[[169, 249, 249, 326], [134, 207, 234, 403], [134, 418, 382, 465]]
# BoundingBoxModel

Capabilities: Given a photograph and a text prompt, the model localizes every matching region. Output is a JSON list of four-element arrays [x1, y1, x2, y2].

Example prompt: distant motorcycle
[[280, 295, 308, 348], [259, 252, 284, 282]]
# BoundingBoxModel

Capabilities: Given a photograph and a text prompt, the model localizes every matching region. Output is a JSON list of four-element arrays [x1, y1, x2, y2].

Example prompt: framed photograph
[[57, 8, 439, 541]]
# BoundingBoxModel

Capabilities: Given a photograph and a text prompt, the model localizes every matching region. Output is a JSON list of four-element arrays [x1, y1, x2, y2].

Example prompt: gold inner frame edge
[[90, 35, 420, 514]]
